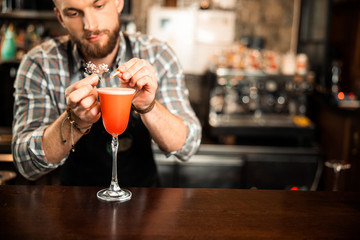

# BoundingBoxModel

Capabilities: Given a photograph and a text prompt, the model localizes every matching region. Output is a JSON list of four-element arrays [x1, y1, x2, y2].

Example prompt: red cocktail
[[96, 87, 135, 202], [98, 88, 134, 136]]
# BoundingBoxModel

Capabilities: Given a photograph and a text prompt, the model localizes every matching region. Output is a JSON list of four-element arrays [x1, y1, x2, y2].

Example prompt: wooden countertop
[[0, 185, 359, 239]]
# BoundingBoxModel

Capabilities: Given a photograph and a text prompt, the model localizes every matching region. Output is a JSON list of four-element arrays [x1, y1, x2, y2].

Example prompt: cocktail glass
[[325, 160, 351, 191], [96, 87, 135, 202]]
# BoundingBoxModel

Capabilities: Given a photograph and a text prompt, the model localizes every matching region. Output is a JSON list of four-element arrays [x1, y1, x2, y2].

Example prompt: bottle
[[331, 61, 342, 94], [281, 52, 296, 75], [296, 53, 308, 76], [1, 24, 16, 60]]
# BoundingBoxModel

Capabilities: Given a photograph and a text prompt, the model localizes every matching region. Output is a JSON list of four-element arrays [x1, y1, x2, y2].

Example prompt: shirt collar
[[71, 42, 84, 73]]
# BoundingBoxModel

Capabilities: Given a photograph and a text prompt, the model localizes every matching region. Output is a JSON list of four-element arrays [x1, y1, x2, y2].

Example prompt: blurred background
[[0, 0, 359, 191]]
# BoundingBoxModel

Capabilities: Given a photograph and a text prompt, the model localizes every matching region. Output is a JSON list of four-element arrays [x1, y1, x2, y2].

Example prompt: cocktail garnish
[[85, 61, 109, 80]]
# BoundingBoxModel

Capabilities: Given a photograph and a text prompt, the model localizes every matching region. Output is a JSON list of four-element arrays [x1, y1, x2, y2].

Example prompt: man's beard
[[71, 23, 121, 59]]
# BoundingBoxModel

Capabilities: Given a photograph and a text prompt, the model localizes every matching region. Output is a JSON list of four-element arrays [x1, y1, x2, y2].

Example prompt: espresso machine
[[207, 66, 316, 146]]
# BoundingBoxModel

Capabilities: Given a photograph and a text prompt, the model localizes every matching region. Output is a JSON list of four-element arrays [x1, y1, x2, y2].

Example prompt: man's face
[[54, 0, 123, 59]]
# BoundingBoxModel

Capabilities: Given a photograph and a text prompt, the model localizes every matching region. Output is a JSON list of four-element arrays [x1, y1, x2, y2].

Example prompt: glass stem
[[333, 165, 341, 191], [109, 135, 121, 191]]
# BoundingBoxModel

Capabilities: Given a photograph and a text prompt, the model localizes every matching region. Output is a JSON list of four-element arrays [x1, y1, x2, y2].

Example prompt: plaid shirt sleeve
[[12, 49, 67, 180], [136, 35, 202, 161]]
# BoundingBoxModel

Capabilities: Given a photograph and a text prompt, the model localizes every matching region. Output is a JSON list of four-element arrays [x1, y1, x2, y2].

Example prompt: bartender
[[11, 0, 201, 187]]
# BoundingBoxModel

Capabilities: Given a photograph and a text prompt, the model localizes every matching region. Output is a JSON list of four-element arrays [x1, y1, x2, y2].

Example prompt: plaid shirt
[[12, 32, 202, 180]]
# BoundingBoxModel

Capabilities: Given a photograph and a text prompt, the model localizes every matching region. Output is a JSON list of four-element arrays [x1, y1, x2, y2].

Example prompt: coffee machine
[[207, 66, 315, 146]]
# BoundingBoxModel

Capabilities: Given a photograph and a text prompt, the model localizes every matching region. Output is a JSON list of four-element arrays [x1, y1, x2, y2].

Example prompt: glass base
[[97, 188, 132, 202]]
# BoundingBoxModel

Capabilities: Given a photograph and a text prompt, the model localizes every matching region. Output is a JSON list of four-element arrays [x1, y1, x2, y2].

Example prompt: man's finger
[[79, 94, 97, 110], [77, 74, 99, 87], [119, 58, 139, 72], [68, 74, 98, 94], [66, 74, 98, 98], [119, 58, 147, 80], [67, 84, 94, 106]]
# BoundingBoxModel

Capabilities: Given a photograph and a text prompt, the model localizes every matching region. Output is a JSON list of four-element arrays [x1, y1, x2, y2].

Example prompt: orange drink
[[97, 87, 135, 136]]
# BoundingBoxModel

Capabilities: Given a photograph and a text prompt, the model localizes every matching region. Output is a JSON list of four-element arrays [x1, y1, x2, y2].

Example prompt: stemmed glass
[[325, 160, 351, 191], [96, 87, 135, 202]]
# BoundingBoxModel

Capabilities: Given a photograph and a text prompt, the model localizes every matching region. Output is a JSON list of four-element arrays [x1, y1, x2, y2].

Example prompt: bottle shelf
[[0, 10, 57, 21], [0, 10, 134, 22]]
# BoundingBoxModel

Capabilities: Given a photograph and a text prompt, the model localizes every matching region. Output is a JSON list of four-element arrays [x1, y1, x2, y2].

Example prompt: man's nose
[[83, 10, 98, 31]]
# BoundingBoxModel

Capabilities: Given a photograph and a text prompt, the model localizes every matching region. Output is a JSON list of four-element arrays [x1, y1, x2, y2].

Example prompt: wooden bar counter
[[0, 185, 359, 239]]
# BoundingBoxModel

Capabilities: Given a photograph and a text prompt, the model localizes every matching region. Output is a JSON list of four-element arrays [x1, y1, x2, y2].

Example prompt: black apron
[[60, 35, 158, 187]]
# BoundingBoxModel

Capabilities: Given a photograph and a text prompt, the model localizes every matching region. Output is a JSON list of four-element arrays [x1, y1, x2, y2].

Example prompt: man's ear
[[115, 0, 124, 14], [54, 7, 66, 28]]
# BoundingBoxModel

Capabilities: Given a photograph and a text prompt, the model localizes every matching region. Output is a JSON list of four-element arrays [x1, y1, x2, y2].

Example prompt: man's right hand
[[65, 74, 101, 127]]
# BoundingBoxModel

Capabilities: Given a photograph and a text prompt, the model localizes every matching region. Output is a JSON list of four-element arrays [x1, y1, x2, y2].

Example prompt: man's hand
[[65, 74, 101, 126], [116, 58, 158, 111]]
